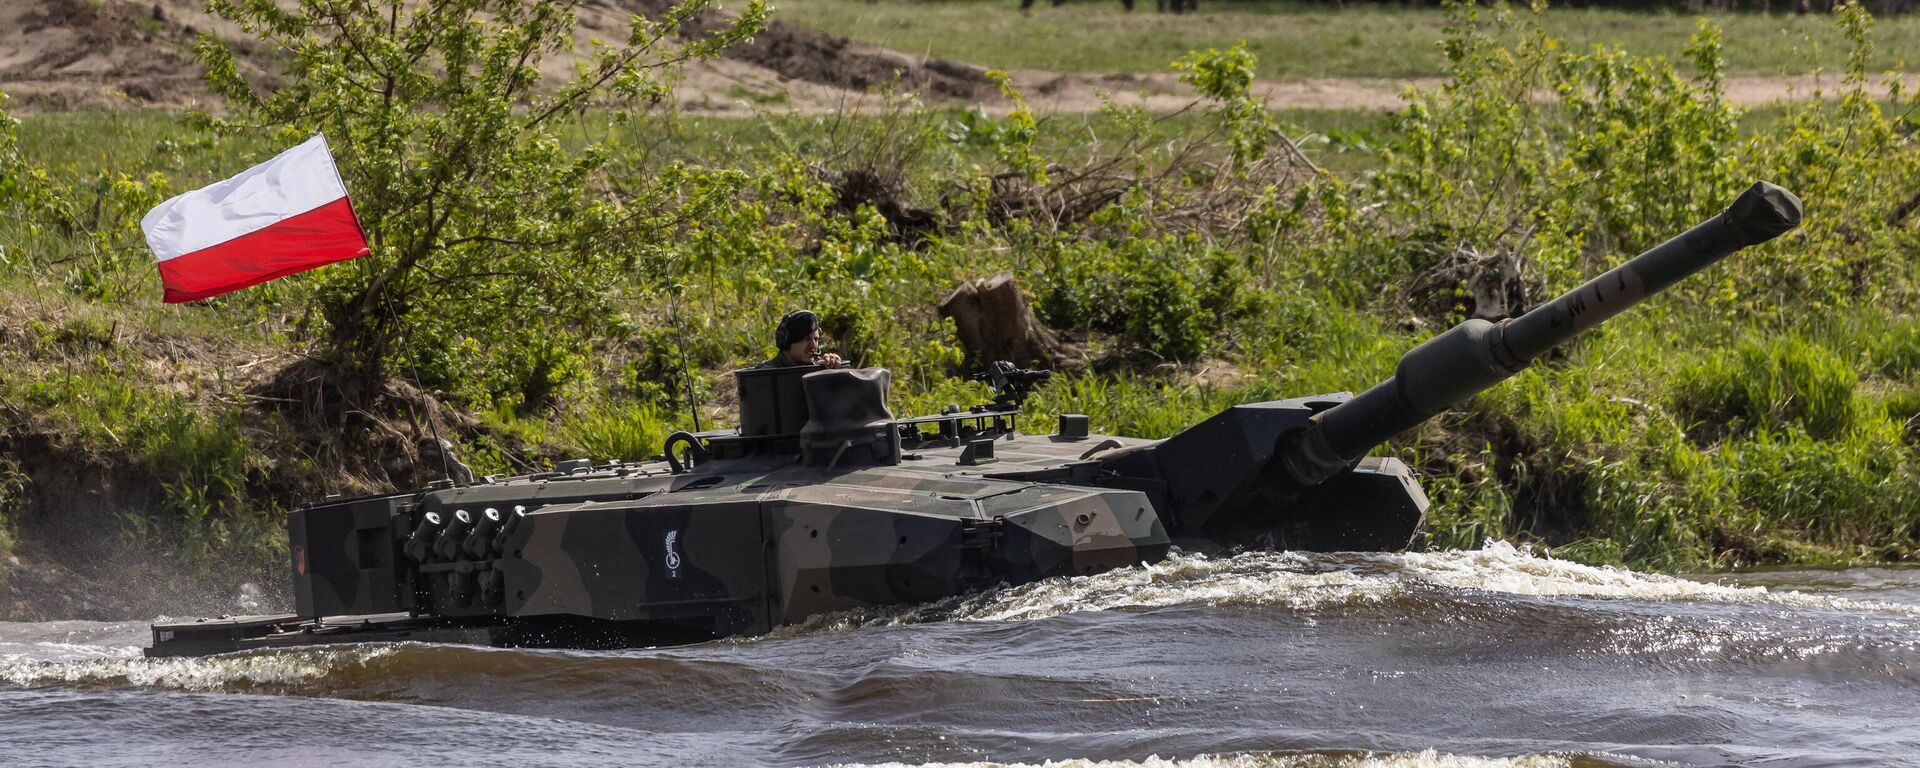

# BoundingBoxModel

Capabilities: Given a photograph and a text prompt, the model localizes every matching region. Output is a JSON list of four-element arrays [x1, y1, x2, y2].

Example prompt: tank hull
[[149, 428, 1237, 657]]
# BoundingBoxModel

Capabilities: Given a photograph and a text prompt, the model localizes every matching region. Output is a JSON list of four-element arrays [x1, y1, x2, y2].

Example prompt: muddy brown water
[[3, 544, 1917, 767]]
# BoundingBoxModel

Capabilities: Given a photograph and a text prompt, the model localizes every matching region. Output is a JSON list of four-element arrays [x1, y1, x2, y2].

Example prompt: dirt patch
[[0, 0, 995, 113], [721, 18, 993, 101], [5, 0, 1911, 115], [0, 0, 238, 110], [1002, 71, 1920, 114]]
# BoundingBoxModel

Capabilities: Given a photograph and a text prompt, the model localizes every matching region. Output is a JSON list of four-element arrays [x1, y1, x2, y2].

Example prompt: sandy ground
[[2, 0, 1914, 116]]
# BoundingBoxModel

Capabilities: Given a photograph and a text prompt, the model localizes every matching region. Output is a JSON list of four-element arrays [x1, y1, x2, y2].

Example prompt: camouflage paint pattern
[[474, 461, 1169, 629], [281, 425, 1334, 647]]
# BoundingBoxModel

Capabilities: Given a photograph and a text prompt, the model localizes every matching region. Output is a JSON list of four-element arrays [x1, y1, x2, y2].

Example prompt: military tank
[[147, 182, 1802, 657]]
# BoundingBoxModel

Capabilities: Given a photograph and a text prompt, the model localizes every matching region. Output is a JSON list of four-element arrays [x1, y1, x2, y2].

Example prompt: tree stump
[[937, 272, 1076, 370]]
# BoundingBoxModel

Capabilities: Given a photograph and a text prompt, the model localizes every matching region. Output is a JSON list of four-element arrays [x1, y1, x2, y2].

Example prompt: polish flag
[[141, 134, 370, 303]]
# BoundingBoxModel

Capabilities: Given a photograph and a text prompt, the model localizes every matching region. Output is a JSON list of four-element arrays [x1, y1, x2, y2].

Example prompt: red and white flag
[[141, 134, 370, 303]]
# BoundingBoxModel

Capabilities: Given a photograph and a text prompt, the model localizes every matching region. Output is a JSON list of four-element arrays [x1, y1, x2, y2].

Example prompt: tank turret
[[148, 182, 1802, 657]]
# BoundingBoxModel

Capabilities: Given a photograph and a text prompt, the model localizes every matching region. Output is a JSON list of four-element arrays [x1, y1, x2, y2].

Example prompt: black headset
[[775, 309, 819, 351]]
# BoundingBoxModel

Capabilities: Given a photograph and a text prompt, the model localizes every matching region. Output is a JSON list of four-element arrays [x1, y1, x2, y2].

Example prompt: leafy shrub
[[196, 0, 768, 391], [1718, 3, 1918, 317], [1671, 336, 1857, 441], [809, 280, 901, 370], [1122, 259, 1209, 362], [1355, 2, 1743, 313], [0, 92, 33, 214], [421, 325, 592, 415], [1035, 235, 1260, 362], [515, 336, 589, 413], [621, 325, 711, 411], [1173, 42, 1276, 168]]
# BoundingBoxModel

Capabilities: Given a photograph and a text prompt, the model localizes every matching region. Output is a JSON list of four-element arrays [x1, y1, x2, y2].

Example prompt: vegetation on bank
[[1, 0, 1917, 605], [775, 0, 1920, 79]]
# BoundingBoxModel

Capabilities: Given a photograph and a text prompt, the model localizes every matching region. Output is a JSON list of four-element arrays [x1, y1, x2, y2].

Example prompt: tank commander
[[756, 309, 844, 369]]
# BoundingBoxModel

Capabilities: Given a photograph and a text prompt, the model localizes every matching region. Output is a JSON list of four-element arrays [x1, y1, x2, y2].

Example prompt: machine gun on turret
[[973, 361, 1053, 410]]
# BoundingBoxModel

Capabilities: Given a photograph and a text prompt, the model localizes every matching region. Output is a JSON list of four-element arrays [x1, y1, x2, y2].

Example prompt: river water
[[3, 543, 1916, 768]]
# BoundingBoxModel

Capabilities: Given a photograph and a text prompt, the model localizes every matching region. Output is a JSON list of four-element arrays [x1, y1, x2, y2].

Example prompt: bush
[[0, 91, 31, 212], [196, 0, 768, 392], [621, 325, 711, 411], [1035, 235, 1259, 362], [812, 285, 900, 370], [1122, 259, 1209, 362]]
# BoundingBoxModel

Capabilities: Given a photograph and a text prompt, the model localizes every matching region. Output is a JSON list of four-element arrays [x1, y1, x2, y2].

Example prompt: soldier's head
[[775, 310, 824, 365]]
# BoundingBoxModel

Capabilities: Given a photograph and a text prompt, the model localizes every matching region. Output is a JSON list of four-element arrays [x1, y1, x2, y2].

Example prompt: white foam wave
[[954, 550, 1401, 623], [1392, 542, 1763, 601], [773, 542, 1920, 634], [0, 645, 394, 692], [828, 749, 1581, 768], [758, 551, 1406, 637], [1393, 542, 1920, 617]]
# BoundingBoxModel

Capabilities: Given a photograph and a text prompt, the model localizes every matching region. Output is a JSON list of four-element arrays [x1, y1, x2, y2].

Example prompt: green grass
[[771, 0, 1920, 78], [12, 111, 282, 190], [680, 106, 1401, 178]]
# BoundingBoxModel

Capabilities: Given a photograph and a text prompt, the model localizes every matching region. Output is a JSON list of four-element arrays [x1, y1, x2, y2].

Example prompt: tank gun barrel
[[1271, 181, 1803, 494]]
